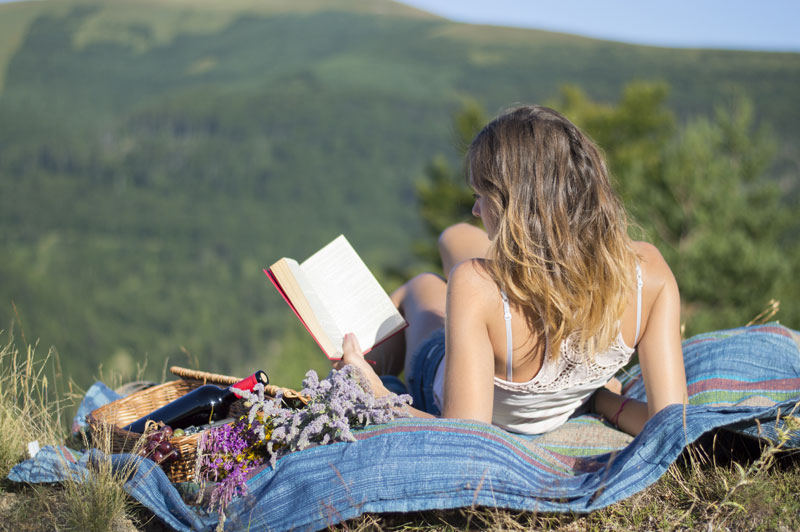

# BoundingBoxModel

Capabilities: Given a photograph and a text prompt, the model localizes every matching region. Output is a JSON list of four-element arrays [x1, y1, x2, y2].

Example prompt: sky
[[396, 0, 800, 52], [0, 0, 797, 52]]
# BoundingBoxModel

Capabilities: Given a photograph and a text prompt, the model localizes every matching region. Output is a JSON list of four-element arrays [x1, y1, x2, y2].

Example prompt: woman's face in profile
[[471, 189, 498, 239]]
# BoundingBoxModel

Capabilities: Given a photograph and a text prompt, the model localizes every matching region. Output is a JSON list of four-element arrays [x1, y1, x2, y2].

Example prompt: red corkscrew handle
[[231, 370, 269, 396]]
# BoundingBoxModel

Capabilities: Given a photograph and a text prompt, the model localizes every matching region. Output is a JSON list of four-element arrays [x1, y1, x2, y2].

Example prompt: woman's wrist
[[593, 387, 627, 423], [593, 387, 647, 436], [360, 368, 390, 398], [372, 380, 391, 398], [611, 397, 632, 427]]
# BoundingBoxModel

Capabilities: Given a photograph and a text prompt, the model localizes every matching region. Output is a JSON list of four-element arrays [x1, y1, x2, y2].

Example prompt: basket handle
[[169, 366, 309, 405], [170, 366, 238, 385]]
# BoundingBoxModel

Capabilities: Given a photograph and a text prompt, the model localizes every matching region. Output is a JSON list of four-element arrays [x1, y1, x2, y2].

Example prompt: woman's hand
[[604, 377, 622, 395], [333, 333, 390, 397]]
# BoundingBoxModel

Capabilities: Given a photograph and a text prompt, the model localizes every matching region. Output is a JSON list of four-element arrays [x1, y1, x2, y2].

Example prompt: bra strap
[[501, 290, 513, 380], [634, 264, 643, 345]]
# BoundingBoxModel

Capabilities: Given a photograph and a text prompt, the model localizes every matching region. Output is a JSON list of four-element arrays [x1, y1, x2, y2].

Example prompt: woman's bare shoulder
[[447, 259, 501, 305], [632, 241, 675, 285]]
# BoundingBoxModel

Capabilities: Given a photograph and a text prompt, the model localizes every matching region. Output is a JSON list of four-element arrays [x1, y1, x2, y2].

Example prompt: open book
[[265, 235, 407, 360]]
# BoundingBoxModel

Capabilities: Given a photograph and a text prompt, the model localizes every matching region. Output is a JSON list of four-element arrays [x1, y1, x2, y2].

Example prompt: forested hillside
[[0, 0, 798, 390]]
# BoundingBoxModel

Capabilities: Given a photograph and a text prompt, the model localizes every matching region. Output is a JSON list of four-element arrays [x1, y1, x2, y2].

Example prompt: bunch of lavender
[[245, 365, 413, 468], [195, 365, 411, 514]]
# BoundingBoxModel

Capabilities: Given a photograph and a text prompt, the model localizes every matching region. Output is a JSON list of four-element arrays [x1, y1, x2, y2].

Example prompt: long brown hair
[[467, 105, 637, 359]]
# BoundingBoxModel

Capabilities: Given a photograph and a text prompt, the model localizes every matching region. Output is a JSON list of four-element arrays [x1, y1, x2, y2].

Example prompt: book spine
[[265, 269, 338, 359]]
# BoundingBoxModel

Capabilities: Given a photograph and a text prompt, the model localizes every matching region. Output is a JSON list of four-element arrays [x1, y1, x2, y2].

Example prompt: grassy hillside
[[0, 0, 798, 390]]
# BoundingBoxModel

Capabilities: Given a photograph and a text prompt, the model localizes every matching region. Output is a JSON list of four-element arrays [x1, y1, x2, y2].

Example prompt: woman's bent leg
[[438, 223, 491, 279], [398, 273, 447, 379]]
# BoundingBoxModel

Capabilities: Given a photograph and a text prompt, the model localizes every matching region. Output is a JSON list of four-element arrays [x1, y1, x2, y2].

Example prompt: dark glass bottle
[[122, 370, 268, 433]]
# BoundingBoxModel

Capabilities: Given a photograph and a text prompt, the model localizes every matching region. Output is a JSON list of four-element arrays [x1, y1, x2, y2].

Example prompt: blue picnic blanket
[[9, 323, 800, 532]]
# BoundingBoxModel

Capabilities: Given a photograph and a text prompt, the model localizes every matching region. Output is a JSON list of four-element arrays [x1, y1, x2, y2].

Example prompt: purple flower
[[195, 364, 412, 514]]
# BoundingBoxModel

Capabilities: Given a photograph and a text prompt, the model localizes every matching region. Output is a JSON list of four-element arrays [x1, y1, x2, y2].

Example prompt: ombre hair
[[467, 105, 638, 359]]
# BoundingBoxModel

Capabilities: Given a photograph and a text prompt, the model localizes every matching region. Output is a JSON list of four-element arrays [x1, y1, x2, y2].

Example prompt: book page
[[301, 235, 407, 354], [270, 258, 341, 358]]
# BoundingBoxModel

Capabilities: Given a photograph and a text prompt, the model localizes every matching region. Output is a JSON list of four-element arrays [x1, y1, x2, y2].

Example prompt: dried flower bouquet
[[195, 365, 412, 514]]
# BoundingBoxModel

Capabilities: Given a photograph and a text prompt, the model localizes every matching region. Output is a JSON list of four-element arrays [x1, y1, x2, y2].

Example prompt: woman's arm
[[440, 259, 495, 423], [595, 244, 688, 435], [336, 334, 436, 418], [592, 388, 649, 436]]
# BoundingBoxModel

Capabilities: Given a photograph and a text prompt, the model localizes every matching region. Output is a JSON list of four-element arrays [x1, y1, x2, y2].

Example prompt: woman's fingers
[[331, 333, 364, 370], [342, 332, 364, 360], [337, 333, 389, 397], [331, 333, 362, 370]]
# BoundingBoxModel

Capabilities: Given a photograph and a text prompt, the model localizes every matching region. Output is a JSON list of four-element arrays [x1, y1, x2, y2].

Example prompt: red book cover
[[264, 268, 407, 360]]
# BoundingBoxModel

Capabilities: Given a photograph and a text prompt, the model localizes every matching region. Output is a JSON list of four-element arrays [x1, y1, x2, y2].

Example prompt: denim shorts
[[405, 328, 446, 416]]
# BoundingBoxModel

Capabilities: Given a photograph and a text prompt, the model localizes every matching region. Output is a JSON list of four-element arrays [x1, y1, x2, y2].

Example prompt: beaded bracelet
[[611, 397, 632, 428]]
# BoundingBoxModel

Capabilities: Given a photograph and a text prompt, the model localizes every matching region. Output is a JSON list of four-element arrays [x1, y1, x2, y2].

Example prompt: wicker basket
[[87, 366, 307, 483], [168, 366, 309, 407]]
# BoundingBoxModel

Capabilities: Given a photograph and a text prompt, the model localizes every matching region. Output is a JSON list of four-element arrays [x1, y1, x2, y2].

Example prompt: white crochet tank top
[[433, 265, 643, 435]]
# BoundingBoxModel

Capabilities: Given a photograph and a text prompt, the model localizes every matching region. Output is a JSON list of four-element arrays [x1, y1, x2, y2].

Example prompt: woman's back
[[491, 240, 667, 381], [439, 237, 673, 433]]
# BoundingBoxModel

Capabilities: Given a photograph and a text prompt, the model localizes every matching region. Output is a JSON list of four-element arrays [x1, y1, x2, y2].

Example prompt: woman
[[336, 105, 688, 436]]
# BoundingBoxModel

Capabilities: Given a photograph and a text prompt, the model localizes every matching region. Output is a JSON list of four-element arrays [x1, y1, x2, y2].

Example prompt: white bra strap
[[634, 264, 643, 345], [501, 290, 513, 380]]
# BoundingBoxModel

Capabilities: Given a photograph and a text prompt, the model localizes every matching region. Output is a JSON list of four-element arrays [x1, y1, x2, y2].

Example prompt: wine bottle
[[122, 370, 268, 433]]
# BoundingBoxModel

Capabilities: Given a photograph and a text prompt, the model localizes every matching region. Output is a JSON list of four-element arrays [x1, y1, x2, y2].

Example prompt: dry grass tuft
[[0, 331, 148, 532], [0, 334, 64, 480], [59, 425, 142, 532]]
